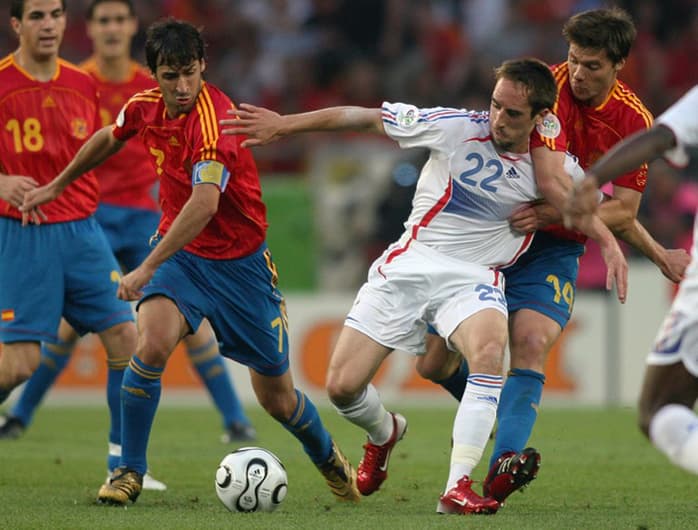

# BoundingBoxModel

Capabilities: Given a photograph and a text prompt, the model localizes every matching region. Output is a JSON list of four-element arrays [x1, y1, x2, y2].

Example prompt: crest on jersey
[[397, 105, 419, 128], [71, 118, 89, 139], [536, 113, 561, 139]]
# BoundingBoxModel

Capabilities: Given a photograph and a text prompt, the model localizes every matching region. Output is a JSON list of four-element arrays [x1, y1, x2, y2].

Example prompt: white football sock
[[333, 384, 394, 444], [650, 403, 698, 474], [446, 373, 502, 491]]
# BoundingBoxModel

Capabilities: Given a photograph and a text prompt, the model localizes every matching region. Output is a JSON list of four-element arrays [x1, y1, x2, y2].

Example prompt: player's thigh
[[0, 342, 41, 384], [638, 362, 698, 417], [61, 218, 134, 334], [0, 219, 64, 343], [449, 308, 508, 374], [418, 332, 461, 380]]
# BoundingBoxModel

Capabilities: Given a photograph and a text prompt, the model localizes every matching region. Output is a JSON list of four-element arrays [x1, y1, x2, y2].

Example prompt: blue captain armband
[[192, 160, 230, 191]]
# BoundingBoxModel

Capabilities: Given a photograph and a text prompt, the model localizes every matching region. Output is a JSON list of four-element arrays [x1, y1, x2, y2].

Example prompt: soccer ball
[[215, 447, 288, 513]]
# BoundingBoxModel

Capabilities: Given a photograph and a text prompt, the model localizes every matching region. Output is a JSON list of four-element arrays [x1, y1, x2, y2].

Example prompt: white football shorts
[[344, 234, 507, 355], [648, 264, 698, 376]]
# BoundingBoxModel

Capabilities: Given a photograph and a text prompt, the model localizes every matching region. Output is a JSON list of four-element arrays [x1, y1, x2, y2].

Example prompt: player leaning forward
[[221, 58, 626, 514], [22, 18, 359, 505]]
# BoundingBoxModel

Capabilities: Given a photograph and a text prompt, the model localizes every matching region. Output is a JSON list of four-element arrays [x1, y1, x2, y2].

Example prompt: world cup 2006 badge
[[536, 113, 561, 139], [397, 106, 419, 128]]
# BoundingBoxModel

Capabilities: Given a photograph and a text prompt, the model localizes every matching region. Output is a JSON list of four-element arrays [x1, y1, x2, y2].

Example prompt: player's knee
[[325, 372, 362, 407], [510, 331, 550, 369], [468, 340, 504, 374], [0, 344, 40, 388], [418, 338, 456, 381], [134, 332, 172, 368]]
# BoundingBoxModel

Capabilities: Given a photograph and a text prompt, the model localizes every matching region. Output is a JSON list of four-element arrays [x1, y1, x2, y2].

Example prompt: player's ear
[[10, 17, 21, 38], [535, 108, 551, 125], [200, 59, 207, 74], [613, 58, 626, 73]]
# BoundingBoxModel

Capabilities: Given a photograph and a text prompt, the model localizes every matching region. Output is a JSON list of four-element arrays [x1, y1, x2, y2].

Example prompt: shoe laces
[[361, 440, 390, 472]]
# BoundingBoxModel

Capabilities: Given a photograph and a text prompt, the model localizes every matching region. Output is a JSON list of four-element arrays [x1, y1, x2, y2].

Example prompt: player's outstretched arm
[[565, 126, 677, 222], [219, 103, 384, 147], [21, 126, 125, 223]]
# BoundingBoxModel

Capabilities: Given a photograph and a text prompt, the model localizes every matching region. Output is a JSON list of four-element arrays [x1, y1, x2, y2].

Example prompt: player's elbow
[[608, 207, 635, 236]]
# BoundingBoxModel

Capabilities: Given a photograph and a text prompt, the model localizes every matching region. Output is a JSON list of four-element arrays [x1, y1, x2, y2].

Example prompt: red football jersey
[[80, 58, 159, 211], [112, 82, 267, 259], [532, 62, 653, 241], [0, 54, 100, 222]]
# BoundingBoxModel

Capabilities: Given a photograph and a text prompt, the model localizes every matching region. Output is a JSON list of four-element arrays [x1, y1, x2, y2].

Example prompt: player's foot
[[437, 476, 500, 515], [357, 412, 407, 496], [0, 415, 25, 440], [483, 447, 540, 502], [220, 421, 257, 443], [317, 440, 360, 502], [98, 467, 143, 505], [106, 469, 167, 491]]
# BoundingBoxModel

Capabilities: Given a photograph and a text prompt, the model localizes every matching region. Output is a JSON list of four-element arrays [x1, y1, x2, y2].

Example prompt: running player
[[22, 18, 359, 506], [419, 7, 690, 504], [0, 0, 256, 449], [218, 58, 626, 514]]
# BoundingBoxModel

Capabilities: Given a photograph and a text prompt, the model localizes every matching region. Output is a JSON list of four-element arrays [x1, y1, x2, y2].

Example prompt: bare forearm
[[588, 126, 675, 186], [277, 107, 384, 136], [141, 194, 216, 270], [52, 127, 123, 191]]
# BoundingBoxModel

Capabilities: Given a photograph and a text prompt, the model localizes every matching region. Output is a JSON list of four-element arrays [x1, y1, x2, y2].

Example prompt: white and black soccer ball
[[215, 447, 288, 513]]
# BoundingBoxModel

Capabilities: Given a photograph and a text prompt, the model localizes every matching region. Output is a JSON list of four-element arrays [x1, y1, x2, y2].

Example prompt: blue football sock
[[11, 340, 74, 426], [106, 357, 128, 471], [435, 358, 469, 401], [120, 356, 163, 475], [489, 368, 545, 469], [279, 390, 332, 465], [187, 339, 249, 428]]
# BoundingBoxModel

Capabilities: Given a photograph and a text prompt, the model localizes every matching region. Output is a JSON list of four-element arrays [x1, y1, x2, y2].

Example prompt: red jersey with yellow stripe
[[533, 62, 652, 185], [80, 58, 159, 211], [531, 62, 653, 242], [111, 82, 267, 259], [0, 54, 100, 222]]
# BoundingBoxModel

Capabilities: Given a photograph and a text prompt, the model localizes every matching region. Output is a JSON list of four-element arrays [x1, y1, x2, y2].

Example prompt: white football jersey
[[381, 102, 583, 268]]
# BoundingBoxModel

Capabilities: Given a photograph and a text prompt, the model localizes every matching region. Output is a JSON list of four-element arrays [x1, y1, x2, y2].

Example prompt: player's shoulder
[[198, 82, 234, 112], [608, 79, 652, 127], [126, 86, 162, 106], [58, 58, 97, 86]]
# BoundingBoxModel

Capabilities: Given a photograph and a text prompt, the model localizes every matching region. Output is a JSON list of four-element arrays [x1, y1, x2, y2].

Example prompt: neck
[[93, 54, 133, 82], [14, 47, 57, 82]]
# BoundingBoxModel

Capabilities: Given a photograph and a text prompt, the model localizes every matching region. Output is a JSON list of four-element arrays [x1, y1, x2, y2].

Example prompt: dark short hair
[[494, 58, 557, 117], [145, 18, 206, 73], [86, 0, 134, 20], [11, 0, 66, 19], [563, 7, 637, 64]]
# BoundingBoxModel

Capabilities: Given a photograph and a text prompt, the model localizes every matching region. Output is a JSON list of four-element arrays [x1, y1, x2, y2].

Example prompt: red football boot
[[437, 476, 500, 515], [356, 412, 407, 495], [483, 447, 540, 502]]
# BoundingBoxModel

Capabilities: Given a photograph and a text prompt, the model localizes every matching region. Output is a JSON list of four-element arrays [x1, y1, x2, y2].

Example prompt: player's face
[[567, 44, 624, 107], [489, 78, 540, 154], [11, 0, 66, 61], [87, 1, 137, 61], [155, 59, 206, 117]]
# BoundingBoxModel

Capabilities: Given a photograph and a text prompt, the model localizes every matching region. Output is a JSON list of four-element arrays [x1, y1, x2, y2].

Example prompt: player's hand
[[219, 104, 284, 147], [0, 175, 46, 225], [20, 183, 59, 225], [598, 236, 628, 303], [117, 265, 155, 301], [509, 204, 539, 234], [659, 248, 691, 283], [564, 174, 600, 229]]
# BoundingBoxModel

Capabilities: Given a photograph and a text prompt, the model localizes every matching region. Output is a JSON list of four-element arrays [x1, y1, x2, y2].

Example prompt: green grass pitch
[[1, 405, 696, 529]]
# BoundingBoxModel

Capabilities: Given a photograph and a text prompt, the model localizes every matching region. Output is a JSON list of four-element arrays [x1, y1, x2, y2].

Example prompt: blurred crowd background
[[1, 0, 696, 291]]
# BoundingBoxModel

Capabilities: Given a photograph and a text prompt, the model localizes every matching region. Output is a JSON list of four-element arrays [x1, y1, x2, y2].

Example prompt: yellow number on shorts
[[5, 118, 45, 153], [546, 274, 574, 307], [271, 316, 285, 353]]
